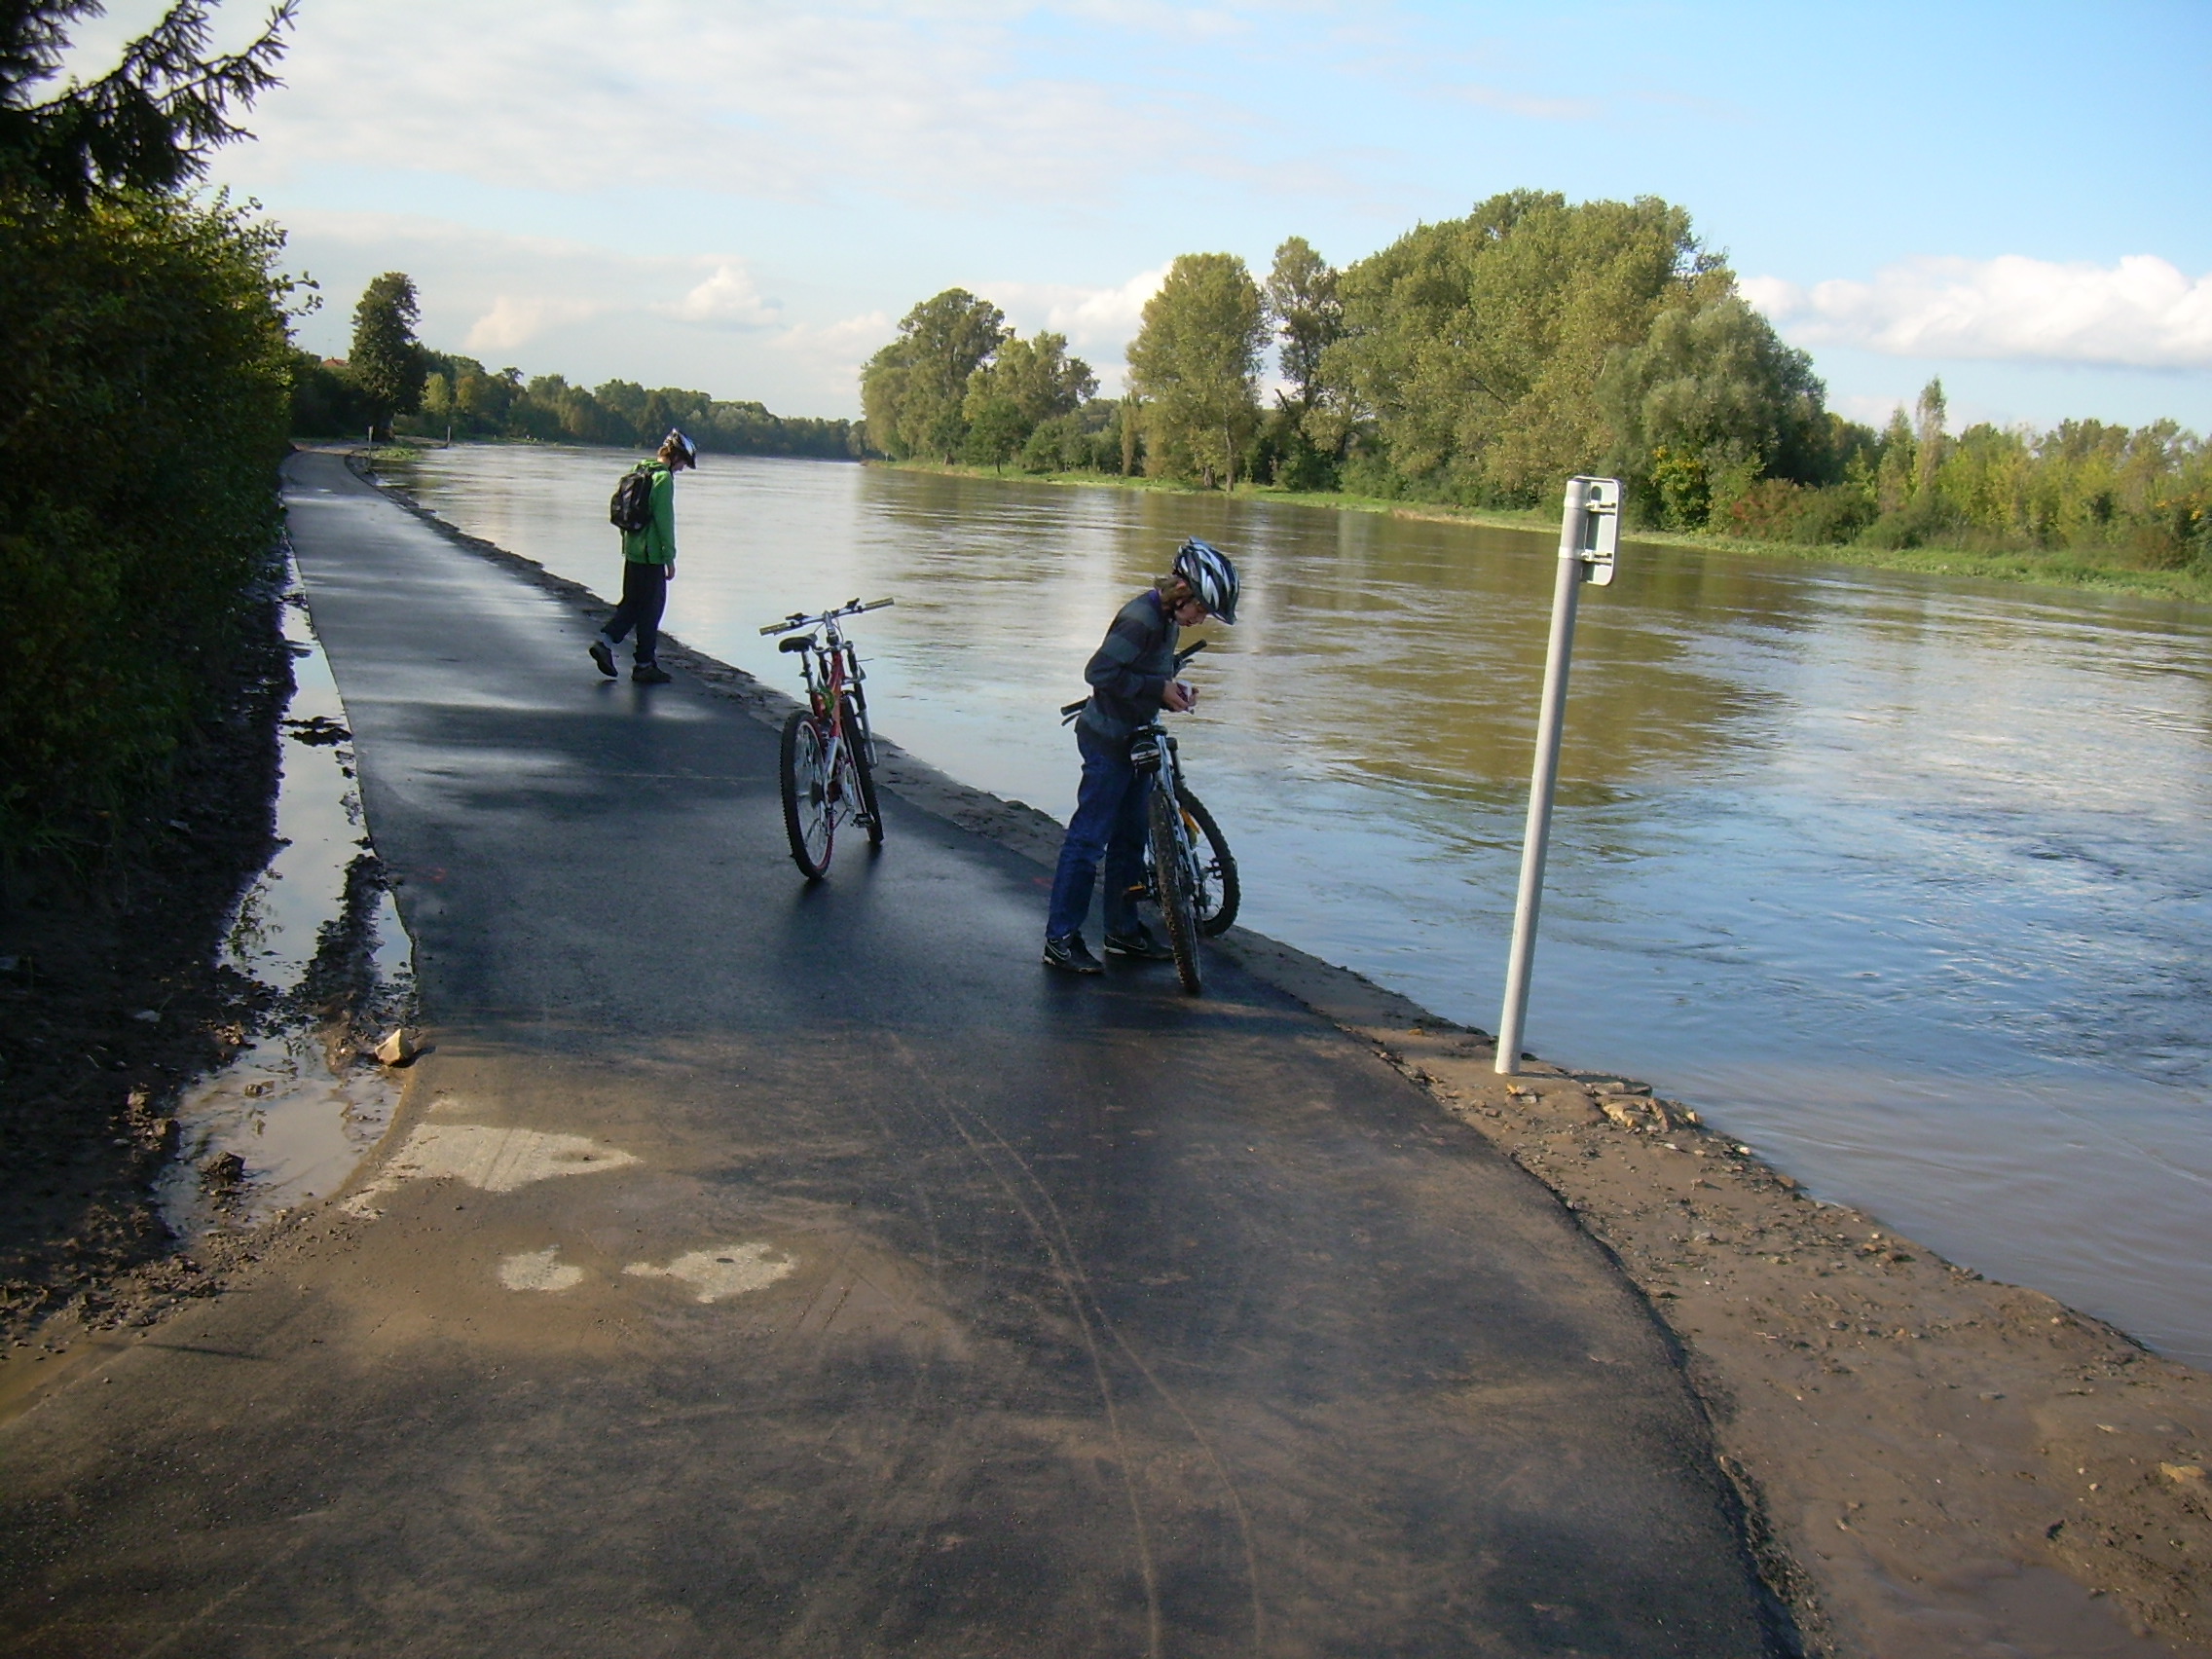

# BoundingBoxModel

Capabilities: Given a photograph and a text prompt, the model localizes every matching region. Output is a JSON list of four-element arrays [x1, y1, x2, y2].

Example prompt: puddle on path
[[156, 557, 416, 1240]]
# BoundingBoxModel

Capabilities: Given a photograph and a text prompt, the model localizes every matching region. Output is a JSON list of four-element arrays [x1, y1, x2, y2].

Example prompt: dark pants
[[604, 559, 668, 663], [1046, 724, 1151, 940]]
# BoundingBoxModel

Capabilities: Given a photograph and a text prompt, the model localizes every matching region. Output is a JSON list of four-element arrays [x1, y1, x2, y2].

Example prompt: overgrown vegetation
[[0, 1, 297, 867], [866, 190, 2210, 585]]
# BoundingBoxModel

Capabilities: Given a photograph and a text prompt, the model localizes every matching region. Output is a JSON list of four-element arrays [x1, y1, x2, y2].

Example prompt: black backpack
[[608, 464, 656, 535]]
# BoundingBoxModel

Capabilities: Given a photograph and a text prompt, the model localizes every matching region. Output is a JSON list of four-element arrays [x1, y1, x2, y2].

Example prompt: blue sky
[[107, 0, 2212, 425]]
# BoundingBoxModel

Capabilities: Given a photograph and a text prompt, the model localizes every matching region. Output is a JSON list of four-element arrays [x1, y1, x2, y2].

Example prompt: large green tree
[[861, 289, 1009, 461], [1267, 236, 1341, 416], [1125, 252, 1268, 488], [350, 271, 426, 439], [1597, 294, 1828, 527], [1325, 190, 1727, 504], [1266, 237, 1345, 487], [967, 331, 1095, 428], [959, 330, 1095, 467]]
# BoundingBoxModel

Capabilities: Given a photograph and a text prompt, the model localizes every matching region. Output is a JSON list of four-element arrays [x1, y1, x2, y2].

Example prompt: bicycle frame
[[1130, 729, 1198, 877], [764, 598, 888, 765], [1129, 641, 1229, 991], [761, 597, 892, 874]]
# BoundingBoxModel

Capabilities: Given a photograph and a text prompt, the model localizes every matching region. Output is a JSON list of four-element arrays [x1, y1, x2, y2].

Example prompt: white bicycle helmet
[[1172, 538, 1239, 625]]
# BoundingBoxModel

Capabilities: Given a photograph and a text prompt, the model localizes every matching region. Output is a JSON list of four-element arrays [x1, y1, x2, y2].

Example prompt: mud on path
[[0, 550, 411, 1370]]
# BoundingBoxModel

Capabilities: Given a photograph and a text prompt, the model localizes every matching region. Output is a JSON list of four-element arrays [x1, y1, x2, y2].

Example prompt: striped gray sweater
[[1076, 588, 1179, 744]]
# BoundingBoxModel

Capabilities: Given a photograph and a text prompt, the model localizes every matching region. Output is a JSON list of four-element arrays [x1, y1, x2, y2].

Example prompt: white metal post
[[1495, 477, 1618, 1075]]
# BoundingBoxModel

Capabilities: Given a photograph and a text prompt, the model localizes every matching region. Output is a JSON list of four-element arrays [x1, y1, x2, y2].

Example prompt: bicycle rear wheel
[[781, 709, 834, 878], [1147, 783, 1203, 995], [1177, 787, 1239, 937], [841, 698, 884, 848]]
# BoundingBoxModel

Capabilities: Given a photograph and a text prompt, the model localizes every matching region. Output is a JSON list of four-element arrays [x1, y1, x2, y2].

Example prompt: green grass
[[878, 461, 2212, 607]]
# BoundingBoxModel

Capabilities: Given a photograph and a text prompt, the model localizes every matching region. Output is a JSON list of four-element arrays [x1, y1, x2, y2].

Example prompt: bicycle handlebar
[[759, 596, 894, 636]]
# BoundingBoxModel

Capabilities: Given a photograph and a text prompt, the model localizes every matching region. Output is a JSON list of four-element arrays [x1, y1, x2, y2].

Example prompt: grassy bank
[[877, 460, 2212, 607]]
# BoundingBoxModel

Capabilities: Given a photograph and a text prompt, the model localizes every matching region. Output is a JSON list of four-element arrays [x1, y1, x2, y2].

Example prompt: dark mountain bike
[[760, 597, 891, 879], [1062, 641, 1239, 994]]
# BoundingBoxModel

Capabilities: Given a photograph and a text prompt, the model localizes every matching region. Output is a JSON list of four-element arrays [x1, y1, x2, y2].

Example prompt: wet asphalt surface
[[0, 452, 1783, 1657]]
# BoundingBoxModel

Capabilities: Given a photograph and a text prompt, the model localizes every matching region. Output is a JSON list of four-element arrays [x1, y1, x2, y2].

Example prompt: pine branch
[[0, 0, 295, 204]]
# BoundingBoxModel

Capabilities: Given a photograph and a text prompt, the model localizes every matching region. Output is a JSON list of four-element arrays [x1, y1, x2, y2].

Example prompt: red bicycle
[[759, 597, 892, 879]]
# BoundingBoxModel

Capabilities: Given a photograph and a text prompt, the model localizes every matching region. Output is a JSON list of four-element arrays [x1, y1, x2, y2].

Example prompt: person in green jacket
[[590, 428, 697, 684]]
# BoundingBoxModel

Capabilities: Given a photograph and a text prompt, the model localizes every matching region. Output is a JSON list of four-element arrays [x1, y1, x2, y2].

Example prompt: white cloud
[[972, 265, 1170, 375], [660, 263, 782, 328], [771, 311, 897, 391], [1449, 84, 1602, 121], [1744, 256, 2212, 371], [1045, 265, 1171, 343], [465, 295, 605, 352], [220, 0, 1215, 208], [270, 208, 872, 410], [1829, 391, 1913, 426]]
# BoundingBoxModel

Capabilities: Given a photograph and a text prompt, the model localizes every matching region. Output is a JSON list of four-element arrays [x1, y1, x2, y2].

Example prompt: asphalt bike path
[[0, 452, 1784, 1657]]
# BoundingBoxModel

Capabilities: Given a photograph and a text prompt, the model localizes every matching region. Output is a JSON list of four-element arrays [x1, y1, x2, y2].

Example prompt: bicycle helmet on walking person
[[1172, 538, 1239, 625]]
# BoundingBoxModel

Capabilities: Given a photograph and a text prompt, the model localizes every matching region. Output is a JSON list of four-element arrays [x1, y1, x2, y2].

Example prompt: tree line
[[863, 191, 2210, 571], [1, 0, 298, 866], [291, 276, 860, 461]]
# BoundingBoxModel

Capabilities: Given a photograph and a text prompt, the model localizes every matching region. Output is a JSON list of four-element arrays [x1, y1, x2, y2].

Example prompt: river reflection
[[386, 444, 2212, 1368]]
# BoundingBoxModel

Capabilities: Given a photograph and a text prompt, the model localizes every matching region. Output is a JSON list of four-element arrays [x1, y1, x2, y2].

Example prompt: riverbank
[[878, 459, 2212, 607], [345, 453, 2211, 1657]]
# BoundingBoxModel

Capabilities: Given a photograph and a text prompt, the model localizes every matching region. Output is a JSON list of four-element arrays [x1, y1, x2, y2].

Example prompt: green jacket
[[620, 461, 677, 565]]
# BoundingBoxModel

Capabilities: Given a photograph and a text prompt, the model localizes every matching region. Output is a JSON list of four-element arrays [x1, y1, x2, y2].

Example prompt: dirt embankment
[[0, 571, 290, 1346], [1256, 987, 2212, 1659]]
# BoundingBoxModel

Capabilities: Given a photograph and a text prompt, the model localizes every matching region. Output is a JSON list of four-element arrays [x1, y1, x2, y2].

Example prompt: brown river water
[[385, 445, 2212, 1368]]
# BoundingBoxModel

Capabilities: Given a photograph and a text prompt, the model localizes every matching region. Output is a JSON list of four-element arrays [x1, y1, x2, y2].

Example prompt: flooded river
[[386, 444, 2212, 1368]]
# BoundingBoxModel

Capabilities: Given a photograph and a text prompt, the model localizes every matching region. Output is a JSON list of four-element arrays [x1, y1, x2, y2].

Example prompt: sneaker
[[632, 662, 673, 684], [1042, 933, 1104, 976], [1103, 925, 1175, 962], [589, 639, 616, 679]]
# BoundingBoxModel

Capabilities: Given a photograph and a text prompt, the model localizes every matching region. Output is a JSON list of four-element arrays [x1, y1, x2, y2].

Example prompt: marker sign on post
[[1576, 476, 1622, 585], [1494, 476, 1625, 1076]]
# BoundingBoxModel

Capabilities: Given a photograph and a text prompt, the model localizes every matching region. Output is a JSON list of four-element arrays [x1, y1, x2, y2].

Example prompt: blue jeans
[[1046, 724, 1152, 940]]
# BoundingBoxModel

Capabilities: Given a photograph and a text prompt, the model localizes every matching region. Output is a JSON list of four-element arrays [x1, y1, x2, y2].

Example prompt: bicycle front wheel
[[841, 698, 884, 848], [1147, 782, 1203, 995], [1177, 787, 1239, 937], [781, 709, 834, 878]]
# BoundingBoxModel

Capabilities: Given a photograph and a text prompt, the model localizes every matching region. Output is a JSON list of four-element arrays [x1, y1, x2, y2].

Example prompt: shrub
[[1715, 478, 1806, 540], [1859, 499, 1951, 550], [2127, 501, 2210, 571], [0, 190, 294, 863], [1788, 485, 1878, 545]]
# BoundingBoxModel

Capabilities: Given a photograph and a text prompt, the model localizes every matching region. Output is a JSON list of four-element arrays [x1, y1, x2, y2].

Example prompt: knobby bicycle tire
[[841, 697, 884, 848], [781, 708, 834, 879], [1176, 787, 1239, 937], [1147, 783, 1203, 994]]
